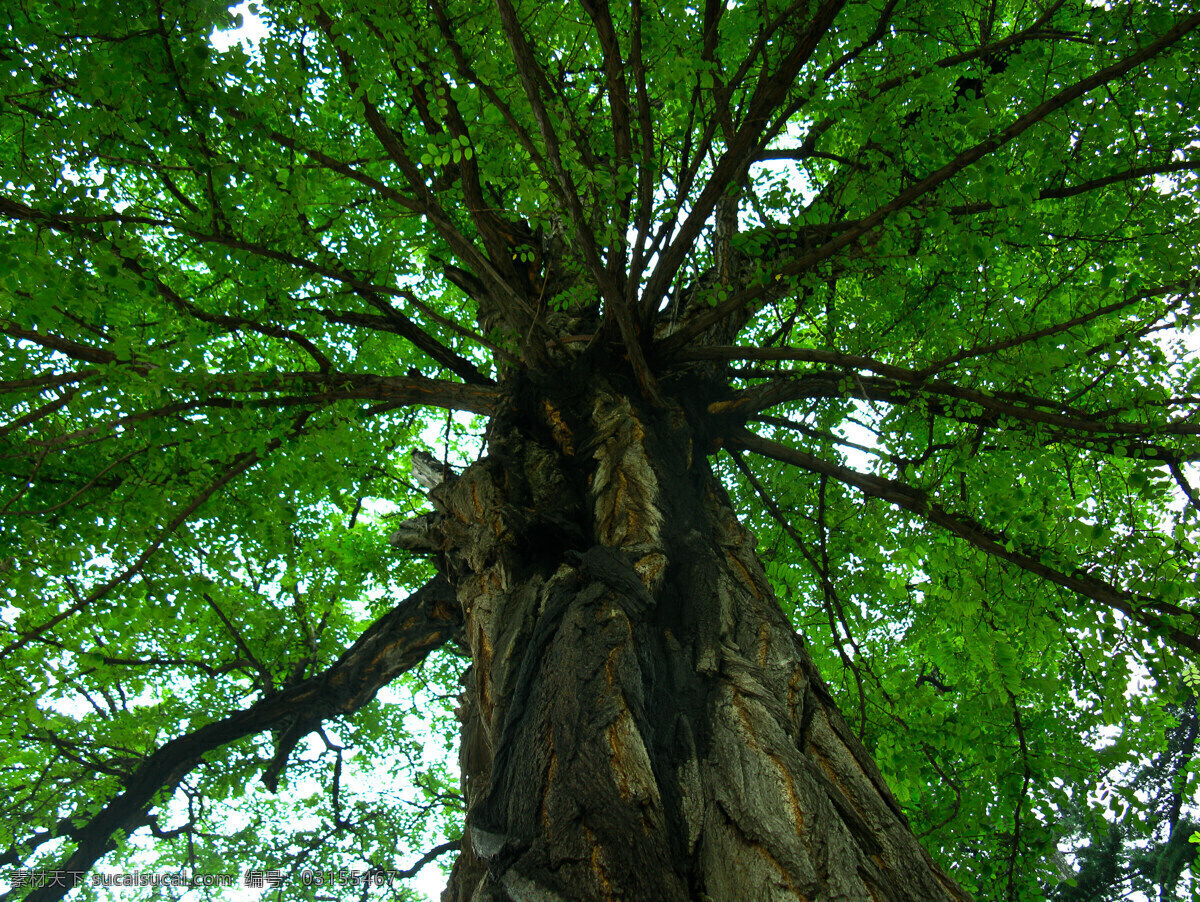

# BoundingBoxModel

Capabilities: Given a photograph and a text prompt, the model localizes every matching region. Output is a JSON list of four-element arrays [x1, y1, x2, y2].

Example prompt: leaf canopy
[[1, 0, 1199, 898]]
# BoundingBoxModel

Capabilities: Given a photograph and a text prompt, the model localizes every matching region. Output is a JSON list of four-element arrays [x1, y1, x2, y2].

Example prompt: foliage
[[1050, 698, 1199, 901], [1, 0, 1199, 899]]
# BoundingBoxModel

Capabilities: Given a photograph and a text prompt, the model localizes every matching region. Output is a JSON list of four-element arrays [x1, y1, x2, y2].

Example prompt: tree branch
[[18, 576, 461, 902], [732, 430, 1200, 657], [705, 359, 1199, 464], [1, 416, 310, 659], [1, 193, 491, 383], [641, 0, 848, 317], [660, 10, 1200, 352]]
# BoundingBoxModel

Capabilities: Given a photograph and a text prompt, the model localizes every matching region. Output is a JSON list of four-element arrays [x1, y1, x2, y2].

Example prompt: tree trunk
[[430, 371, 968, 901]]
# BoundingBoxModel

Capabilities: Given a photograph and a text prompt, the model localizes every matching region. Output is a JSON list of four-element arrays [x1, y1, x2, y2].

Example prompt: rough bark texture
[[429, 365, 968, 901]]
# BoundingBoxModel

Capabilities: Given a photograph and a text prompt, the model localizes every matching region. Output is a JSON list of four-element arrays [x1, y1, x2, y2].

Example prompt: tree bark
[[431, 372, 968, 901]]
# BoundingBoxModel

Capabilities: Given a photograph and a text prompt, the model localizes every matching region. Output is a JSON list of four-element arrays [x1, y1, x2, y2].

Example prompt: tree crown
[[2, 0, 1199, 898]]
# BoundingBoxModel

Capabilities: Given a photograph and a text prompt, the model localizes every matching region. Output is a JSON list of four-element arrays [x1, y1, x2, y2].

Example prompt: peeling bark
[[429, 373, 968, 901]]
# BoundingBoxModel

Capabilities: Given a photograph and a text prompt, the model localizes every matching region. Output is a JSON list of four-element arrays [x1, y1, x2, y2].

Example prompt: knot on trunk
[[388, 513, 440, 552]]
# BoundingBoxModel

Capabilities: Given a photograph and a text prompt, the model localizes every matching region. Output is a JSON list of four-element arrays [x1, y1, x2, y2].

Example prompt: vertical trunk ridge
[[433, 377, 968, 901]]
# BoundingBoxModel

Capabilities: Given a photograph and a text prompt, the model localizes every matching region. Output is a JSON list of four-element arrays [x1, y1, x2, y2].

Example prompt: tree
[[1052, 697, 1200, 901], [2, 0, 1199, 898]]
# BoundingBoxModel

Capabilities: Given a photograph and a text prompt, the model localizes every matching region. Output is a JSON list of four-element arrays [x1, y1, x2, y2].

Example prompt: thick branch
[[641, 0, 847, 316], [492, 0, 663, 403], [949, 159, 1200, 217], [320, 306, 515, 366], [579, 0, 634, 275], [5, 368, 498, 430], [193, 371, 499, 414], [660, 11, 1200, 351], [1, 420, 306, 659], [0, 194, 490, 383], [19, 576, 460, 902], [706, 362, 1199, 463], [732, 430, 1200, 657]]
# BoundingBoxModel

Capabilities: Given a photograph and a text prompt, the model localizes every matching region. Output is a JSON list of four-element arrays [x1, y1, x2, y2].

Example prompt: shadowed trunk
[[428, 363, 968, 901]]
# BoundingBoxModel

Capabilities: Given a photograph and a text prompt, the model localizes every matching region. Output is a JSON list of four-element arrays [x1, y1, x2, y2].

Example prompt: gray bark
[[427, 379, 968, 901]]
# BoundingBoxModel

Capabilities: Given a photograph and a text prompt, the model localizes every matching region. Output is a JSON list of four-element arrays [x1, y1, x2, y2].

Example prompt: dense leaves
[[1, 0, 1199, 898]]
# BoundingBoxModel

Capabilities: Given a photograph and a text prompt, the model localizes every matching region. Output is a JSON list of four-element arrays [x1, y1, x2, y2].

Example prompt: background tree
[[2, 0, 1199, 899], [1051, 695, 1200, 901]]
